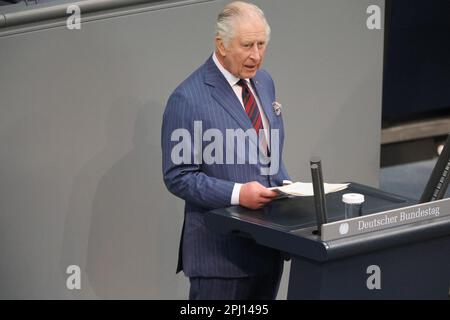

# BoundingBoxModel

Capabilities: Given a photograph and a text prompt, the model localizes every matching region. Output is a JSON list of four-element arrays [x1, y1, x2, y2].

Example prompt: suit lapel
[[204, 57, 258, 146]]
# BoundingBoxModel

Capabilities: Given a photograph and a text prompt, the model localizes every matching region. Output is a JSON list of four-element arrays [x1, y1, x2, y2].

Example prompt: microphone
[[420, 134, 450, 203], [310, 157, 328, 235]]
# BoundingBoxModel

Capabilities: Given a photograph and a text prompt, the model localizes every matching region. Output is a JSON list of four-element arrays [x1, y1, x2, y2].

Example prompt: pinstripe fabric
[[161, 56, 291, 278], [189, 260, 283, 300]]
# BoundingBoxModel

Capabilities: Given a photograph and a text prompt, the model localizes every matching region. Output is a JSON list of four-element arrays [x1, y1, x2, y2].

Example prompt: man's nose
[[249, 44, 261, 61]]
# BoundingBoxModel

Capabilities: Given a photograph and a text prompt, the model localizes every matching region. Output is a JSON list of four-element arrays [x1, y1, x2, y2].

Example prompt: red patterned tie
[[237, 79, 263, 133], [237, 79, 268, 154]]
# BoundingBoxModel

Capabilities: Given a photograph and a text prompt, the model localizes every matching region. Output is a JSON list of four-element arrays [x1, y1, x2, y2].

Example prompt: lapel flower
[[272, 101, 282, 116]]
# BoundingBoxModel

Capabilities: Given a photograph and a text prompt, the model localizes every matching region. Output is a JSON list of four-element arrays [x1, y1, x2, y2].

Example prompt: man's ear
[[215, 37, 227, 57]]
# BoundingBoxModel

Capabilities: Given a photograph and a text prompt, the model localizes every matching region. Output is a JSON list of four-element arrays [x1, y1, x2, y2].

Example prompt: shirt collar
[[212, 52, 249, 87]]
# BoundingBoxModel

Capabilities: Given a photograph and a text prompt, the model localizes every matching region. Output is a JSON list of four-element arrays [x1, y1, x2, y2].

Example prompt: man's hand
[[239, 181, 278, 210]]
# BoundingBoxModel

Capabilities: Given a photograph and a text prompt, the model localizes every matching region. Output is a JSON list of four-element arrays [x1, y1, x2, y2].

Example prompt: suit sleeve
[[161, 91, 235, 210]]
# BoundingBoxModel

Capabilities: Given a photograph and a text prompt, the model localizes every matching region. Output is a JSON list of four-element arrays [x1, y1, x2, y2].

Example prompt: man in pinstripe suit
[[161, 1, 291, 299]]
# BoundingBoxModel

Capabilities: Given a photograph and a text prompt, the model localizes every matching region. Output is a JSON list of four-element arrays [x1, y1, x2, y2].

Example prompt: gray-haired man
[[162, 1, 291, 299]]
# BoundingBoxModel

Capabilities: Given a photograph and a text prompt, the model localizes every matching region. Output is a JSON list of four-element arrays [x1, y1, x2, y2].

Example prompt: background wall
[[0, 0, 384, 299]]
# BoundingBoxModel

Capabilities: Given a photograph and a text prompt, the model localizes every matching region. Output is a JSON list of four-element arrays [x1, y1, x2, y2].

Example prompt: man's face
[[217, 16, 268, 79]]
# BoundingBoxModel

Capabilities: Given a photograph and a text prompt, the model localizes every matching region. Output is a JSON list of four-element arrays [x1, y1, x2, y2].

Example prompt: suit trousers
[[188, 262, 283, 300]]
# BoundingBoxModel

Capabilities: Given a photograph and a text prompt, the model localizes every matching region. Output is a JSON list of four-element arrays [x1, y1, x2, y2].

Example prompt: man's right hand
[[239, 181, 278, 210]]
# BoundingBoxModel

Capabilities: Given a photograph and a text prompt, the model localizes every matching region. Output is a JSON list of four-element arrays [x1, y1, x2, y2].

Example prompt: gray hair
[[215, 1, 271, 47]]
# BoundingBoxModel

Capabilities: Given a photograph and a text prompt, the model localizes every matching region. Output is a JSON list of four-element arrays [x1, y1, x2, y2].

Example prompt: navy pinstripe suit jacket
[[161, 56, 291, 278]]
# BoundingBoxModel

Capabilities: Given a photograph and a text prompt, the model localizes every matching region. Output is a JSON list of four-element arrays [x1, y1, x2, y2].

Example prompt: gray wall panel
[[0, 0, 384, 299]]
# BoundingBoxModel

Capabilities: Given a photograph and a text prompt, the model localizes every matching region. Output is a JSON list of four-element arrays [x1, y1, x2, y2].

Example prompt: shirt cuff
[[231, 183, 243, 205]]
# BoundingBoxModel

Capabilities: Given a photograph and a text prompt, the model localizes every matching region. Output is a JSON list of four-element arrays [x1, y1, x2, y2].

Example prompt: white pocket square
[[272, 101, 282, 116]]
